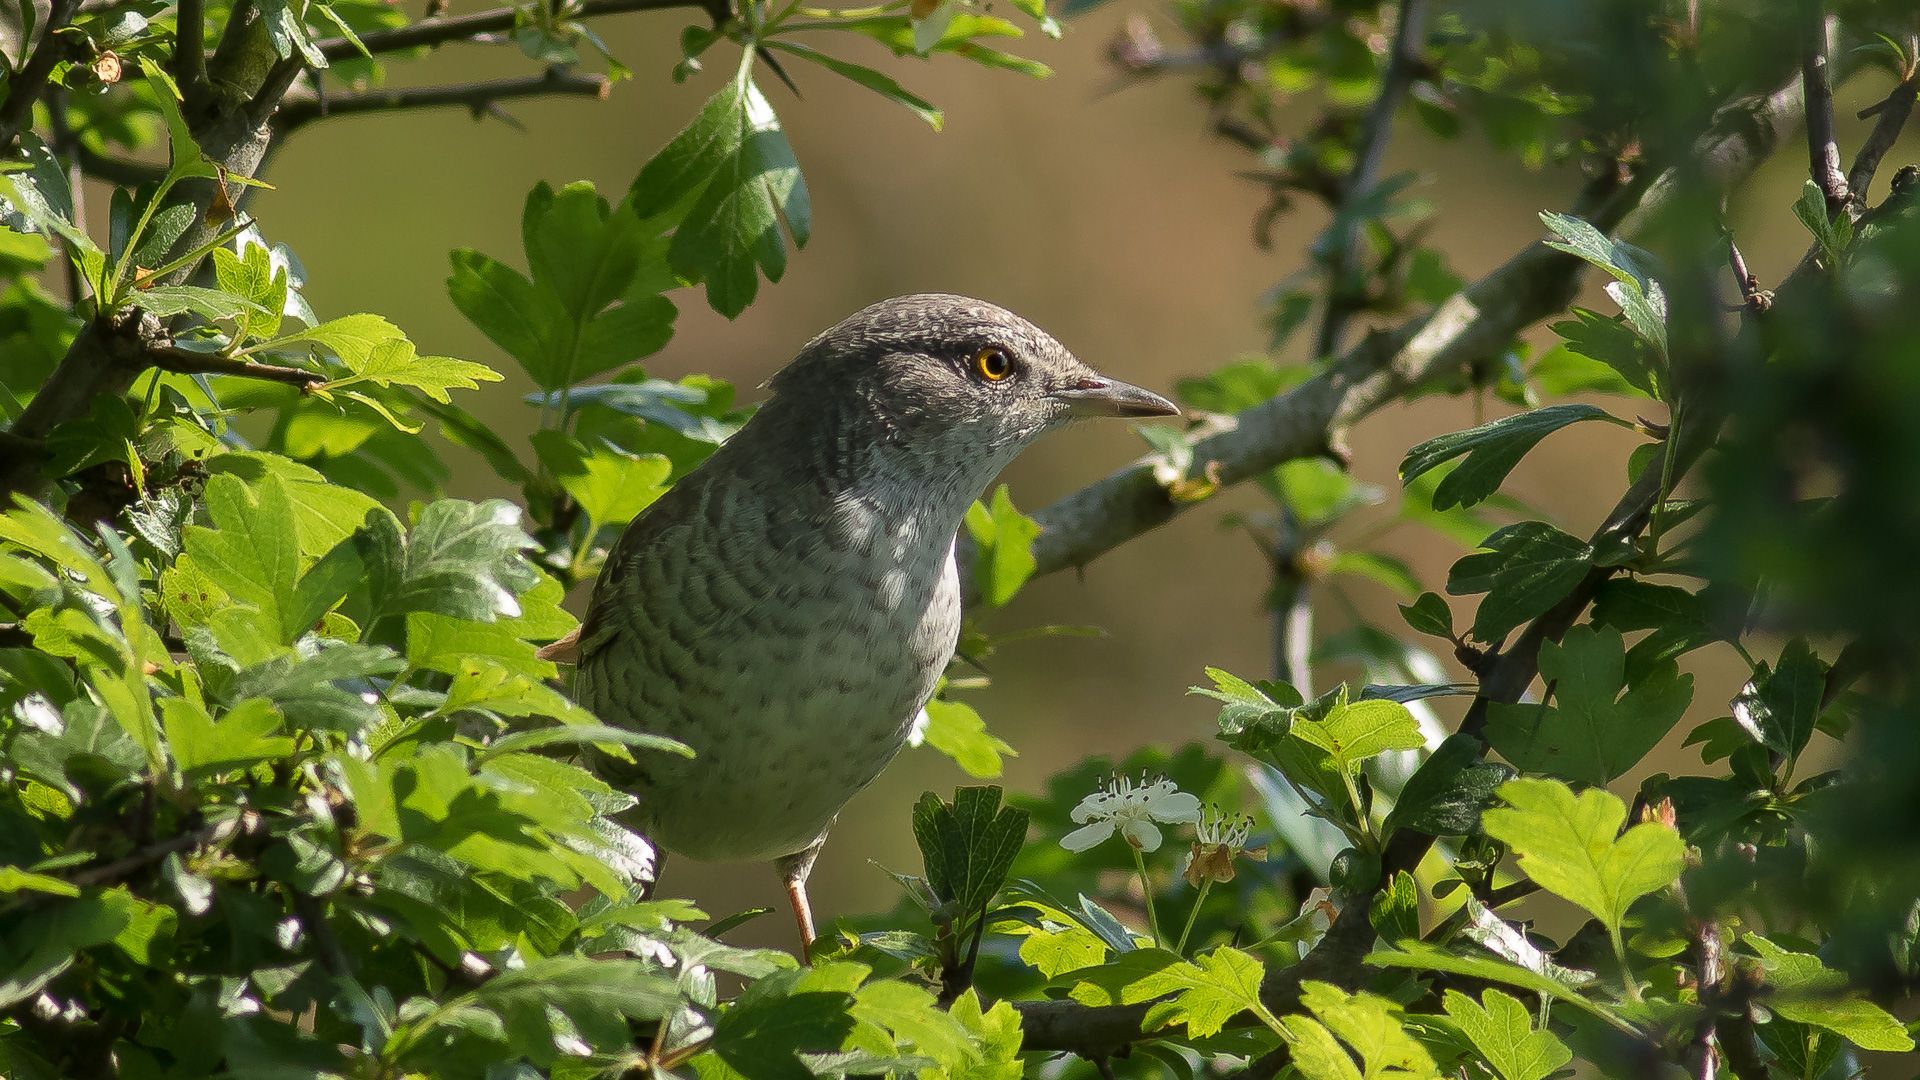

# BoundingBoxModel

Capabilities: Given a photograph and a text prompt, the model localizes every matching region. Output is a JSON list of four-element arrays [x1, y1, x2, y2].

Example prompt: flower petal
[[1122, 818, 1163, 852], [1060, 821, 1116, 852], [1146, 790, 1202, 824]]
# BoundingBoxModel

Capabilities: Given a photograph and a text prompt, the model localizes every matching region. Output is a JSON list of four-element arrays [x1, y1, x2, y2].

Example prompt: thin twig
[[1801, 2, 1848, 210], [1315, 0, 1427, 359], [274, 66, 610, 135], [313, 0, 723, 62], [246, 56, 310, 129], [1726, 235, 1769, 314], [1686, 920, 1725, 1080], [0, 0, 86, 155], [68, 819, 230, 888], [148, 346, 326, 387], [1847, 42, 1920, 199]]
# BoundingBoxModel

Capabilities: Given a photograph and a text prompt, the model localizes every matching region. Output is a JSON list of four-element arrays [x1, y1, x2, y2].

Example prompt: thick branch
[[149, 347, 326, 387], [274, 67, 610, 135], [960, 78, 1802, 608], [1316, 0, 1427, 358], [1801, 3, 1848, 209], [173, 0, 209, 99], [313, 0, 723, 62], [0, 0, 85, 155]]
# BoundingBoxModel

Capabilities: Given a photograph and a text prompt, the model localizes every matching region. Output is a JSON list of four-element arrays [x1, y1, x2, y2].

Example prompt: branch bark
[[1801, 2, 1848, 210], [149, 347, 327, 386], [959, 77, 1803, 609], [313, 0, 726, 62], [274, 66, 611, 135], [1847, 44, 1920, 200]]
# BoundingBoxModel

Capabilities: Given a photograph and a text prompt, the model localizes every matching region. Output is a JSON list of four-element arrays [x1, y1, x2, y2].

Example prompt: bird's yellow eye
[[974, 347, 1013, 382]]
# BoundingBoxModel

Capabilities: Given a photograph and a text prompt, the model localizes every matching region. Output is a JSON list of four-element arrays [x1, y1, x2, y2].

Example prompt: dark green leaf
[[1398, 591, 1455, 639], [1483, 625, 1693, 785], [1447, 522, 1592, 643], [1383, 735, 1514, 837], [1400, 405, 1619, 511], [712, 991, 856, 1080]]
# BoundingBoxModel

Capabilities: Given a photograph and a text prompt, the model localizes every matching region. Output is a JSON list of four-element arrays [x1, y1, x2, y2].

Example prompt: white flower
[[1060, 772, 1203, 853]]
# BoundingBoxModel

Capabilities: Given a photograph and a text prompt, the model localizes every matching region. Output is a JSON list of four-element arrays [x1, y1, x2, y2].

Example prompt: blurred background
[[226, 2, 1889, 945]]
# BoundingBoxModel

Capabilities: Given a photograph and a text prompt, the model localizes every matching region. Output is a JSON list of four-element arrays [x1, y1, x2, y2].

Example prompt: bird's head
[[765, 294, 1179, 475]]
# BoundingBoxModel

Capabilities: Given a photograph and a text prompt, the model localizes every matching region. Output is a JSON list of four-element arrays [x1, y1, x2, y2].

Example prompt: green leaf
[[1480, 778, 1685, 936], [479, 723, 691, 760], [1792, 180, 1853, 266], [523, 180, 645, 324], [181, 473, 305, 645], [1398, 591, 1455, 639], [1382, 735, 1513, 838], [712, 991, 856, 1080], [213, 242, 289, 343], [1447, 522, 1593, 643], [1442, 989, 1573, 1080], [633, 53, 809, 317], [1291, 699, 1425, 776], [435, 659, 600, 727], [1739, 639, 1824, 761], [1543, 310, 1658, 398], [1400, 405, 1618, 511], [1369, 870, 1419, 942], [1366, 941, 1630, 1029], [530, 431, 672, 537], [911, 786, 1029, 915], [368, 498, 540, 624], [446, 248, 569, 386], [1016, 922, 1106, 978], [964, 484, 1040, 607], [919, 698, 1015, 778], [159, 697, 296, 780], [1540, 212, 1668, 359], [1482, 625, 1693, 785], [764, 41, 944, 130], [1743, 935, 1912, 1052], [1281, 982, 1437, 1080], [130, 285, 269, 321]]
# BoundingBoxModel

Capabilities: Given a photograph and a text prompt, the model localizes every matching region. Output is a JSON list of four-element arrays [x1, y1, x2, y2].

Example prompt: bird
[[541, 293, 1179, 954]]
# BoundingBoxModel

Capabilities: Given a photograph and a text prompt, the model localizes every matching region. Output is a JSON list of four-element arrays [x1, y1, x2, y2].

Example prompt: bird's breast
[[578, 475, 964, 863]]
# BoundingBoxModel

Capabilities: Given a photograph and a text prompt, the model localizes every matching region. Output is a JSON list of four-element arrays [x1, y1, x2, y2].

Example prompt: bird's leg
[[775, 837, 828, 964]]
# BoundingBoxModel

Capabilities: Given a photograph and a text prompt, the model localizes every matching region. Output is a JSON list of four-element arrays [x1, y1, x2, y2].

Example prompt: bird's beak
[[1051, 376, 1181, 419]]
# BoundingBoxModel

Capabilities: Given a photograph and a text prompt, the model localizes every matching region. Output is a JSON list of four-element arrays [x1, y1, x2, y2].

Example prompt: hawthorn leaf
[[1481, 778, 1685, 936]]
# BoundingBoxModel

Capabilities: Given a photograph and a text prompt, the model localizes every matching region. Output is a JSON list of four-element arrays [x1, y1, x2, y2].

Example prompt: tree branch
[[959, 77, 1803, 609], [274, 66, 611, 135], [173, 0, 210, 101], [313, 0, 726, 62], [1847, 44, 1920, 199], [1801, 2, 1848, 210], [0, 0, 85, 156], [1315, 0, 1427, 359], [148, 347, 327, 387]]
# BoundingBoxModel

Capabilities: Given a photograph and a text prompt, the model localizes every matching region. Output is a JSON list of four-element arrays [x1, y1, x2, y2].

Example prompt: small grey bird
[[546, 293, 1177, 952]]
